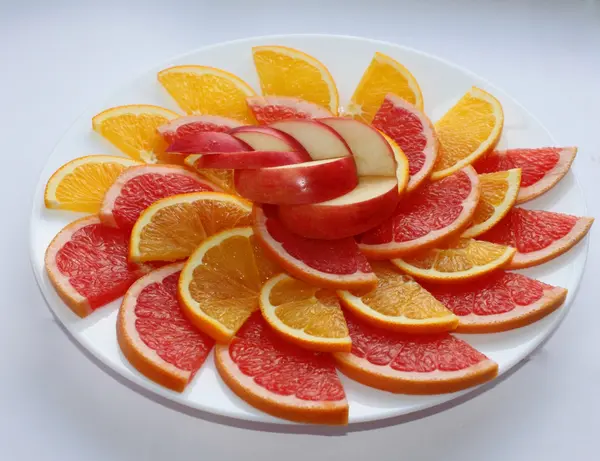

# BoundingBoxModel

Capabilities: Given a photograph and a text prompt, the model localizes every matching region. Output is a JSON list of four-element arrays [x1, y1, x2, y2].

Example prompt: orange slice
[[431, 87, 504, 180], [92, 105, 179, 163], [259, 274, 351, 352], [129, 192, 252, 262], [183, 155, 236, 194], [178, 227, 280, 342], [157, 65, 256, 123]]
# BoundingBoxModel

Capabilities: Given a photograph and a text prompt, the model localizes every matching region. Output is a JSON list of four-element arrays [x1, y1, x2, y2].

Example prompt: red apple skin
[[189, 151, 306, 169], [229, 126, 311, 159], [234, 157, 358, 205], [166, 131, 251, 154]]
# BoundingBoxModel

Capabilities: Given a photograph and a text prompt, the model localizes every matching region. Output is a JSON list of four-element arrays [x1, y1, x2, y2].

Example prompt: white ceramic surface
[[29, 34, 588, 426]]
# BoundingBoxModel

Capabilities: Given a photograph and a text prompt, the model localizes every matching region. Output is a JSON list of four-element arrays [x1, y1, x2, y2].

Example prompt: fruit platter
[[30, 35, 592, 426]]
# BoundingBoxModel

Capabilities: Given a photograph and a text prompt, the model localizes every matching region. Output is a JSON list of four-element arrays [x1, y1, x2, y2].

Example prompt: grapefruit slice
[[45, 216, 142, 317], [478, 208, 594, 269], [337, 262, 458, 334], [259, 274, 351, 352], [474, 147, 577, 204], [253, 205, 377, 292], [215, 312, 349, 424], [359, 167, 480, 259], [372, 94, 438, 192], [158, 115, 243, 144], [117, 263, 215, 392], [247, 96, 333, 124], [333, 312, 498, 394], [100, 164, 218, 231], [422, 271, 567, 333]]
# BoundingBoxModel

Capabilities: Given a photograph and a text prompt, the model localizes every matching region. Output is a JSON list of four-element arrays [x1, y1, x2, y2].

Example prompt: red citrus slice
[[45, 216, 142, 317], [100, 164, 217, 231], [215, 312, 349, 425], [253, 205, 377, 291], [474, 147, 576, 204], [372, 94, 438, 192], [117, 263, 214, 392], [247, 96, 333, 125], [422, 271, 567, 333], [333, 312, 498, 394], [158, 115, 243, 144], [359, 166, 480, 258], [478, 208, 593, 269]]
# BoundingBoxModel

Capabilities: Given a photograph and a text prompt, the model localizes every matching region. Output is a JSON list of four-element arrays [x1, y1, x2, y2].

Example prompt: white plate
[[30, 34, 589, 427]]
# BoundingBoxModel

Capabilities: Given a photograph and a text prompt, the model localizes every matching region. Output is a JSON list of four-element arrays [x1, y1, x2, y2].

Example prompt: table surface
[[2, 0, 599, 459]]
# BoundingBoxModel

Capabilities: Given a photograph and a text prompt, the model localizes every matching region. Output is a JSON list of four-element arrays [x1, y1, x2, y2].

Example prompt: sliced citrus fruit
[[247, 96, 333, 124], [253, 205, 377, 292], [129, 192, 252, 262], [431, 87, 504, 180], [391, 238, 516, 282], [423, 271, 567, 333], [252, 45, 339, 114], [215, 312, 348, 424], [178, 227, 280, 342], [347, 52, 423, 123], [92, 105, 179, 163], [157, 65, 256, 123], [478, 208, 593, 269], [44, 155, 141, 213], [259, 273, 351, 352], [117, 263, 215, 392], [474, 147, 577, 204], [462, 168, 521, 238], [183, 156, 237, 195], [373, 94, 438, 191], [100, 164, 217, 231], [158, 115, 243, 144], [359, 167, 480, 259], [45, 216, 142, 317], [333, 312, 498, 394], [337, 262, 458, 333]]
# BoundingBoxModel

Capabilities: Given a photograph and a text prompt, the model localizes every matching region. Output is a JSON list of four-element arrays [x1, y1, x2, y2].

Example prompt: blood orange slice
[[247, 96, 333, 124], [474, 147, 576, 204], [422, 271, 567, 333], [478, 208, 593, 269], [100, 164, 217, 231], [215, 312, 349, 424], [117, 263, 214, 392], [359, 166, 480, 259], [158, 115, 243, 144], [253, 205, 377, 291], [333, 312, 498, 394], [372, 94, 438, 192], [45, 216, 142, 317]]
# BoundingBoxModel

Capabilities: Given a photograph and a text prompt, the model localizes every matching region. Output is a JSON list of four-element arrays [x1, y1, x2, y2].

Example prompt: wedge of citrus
[[462, 168, 521, 238], [337, 262, 458, 334], [92, 105, 179, 163], [478, 208, 593, 269], [117, 263, 215, 392], [158, 115, 243, 144], [183, 156, 237, 194], [422, 271, 567, 333], [157, 65, 256, 123], [45, 216, 142, 317], [333, 312, 498, 394], [215, 312, 348, 424], [372, 94, 438, 192], [474, 147, 577, 204], [391, 238, 516, 282], [129, 192, 252, 262], [359, 167, 480, 259], [253, 205, 377, 292], [247, 96, 333, 124], [252, 46, 339, 114], [259, 274, 351, 352], [348, 52, 423, 123], [178, 227, 280, 342], [44, 155, 141, 213], [431, 87, 504, 180]]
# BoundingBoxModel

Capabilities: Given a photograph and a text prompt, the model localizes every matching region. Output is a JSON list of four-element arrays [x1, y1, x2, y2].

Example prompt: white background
[[2, 0, 599, 460]]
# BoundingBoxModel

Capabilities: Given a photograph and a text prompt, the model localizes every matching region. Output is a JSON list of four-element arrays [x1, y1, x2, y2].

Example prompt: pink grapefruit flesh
[[158, 115, 243, 144], [166, 131, 251, 154], [247, 96, 332, 125]]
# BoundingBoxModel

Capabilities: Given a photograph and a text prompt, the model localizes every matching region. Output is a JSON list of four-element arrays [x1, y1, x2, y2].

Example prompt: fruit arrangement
[[43, 45, 593, 425]]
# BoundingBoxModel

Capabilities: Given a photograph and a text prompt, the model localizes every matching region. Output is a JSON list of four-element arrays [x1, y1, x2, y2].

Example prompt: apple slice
[[185, 151, 306, 170], [235, 157, 357, 205], [278, 177, 399, 239], [230, 126, 309, 158], [269, 119, 352, 160]]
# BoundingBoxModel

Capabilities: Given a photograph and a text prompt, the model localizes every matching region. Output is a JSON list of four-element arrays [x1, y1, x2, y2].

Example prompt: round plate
[[30, 34, 589, 426]]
